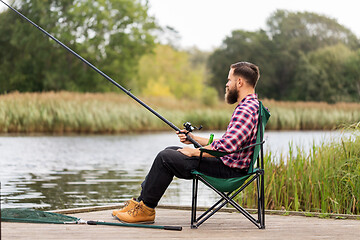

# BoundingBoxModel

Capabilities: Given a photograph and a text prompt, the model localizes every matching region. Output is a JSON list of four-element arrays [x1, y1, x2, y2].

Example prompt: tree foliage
[[207, 30, 277, 98], [208, 10, 360, 102], [135, 44, 217, 105], [1, 5, 360, 103], [294, 44, 356, 102], [0, 0, 157, 92]]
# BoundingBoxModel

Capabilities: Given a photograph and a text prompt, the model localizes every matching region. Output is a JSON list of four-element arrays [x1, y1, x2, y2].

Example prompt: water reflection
[[14, 169, 146, 210], [0, 131, 353, 210], [2, 168, 212, 210]]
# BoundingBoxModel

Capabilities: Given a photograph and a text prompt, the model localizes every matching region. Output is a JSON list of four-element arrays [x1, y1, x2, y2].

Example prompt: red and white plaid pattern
[[211, 94, 259, 169]]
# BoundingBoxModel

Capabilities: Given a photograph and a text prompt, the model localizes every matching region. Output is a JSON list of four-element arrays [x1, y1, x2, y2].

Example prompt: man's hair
[[230, 62, 260, 88]]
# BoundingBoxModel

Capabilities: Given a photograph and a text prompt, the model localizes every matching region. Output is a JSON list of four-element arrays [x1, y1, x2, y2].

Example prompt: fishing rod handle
[[163, 226, 182, 231], [178, 129, 202, 148], [86, 221, 98, 225], [186, 134, 202, 148]]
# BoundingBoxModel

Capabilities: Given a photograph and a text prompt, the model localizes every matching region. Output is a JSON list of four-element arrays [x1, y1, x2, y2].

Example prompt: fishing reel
[[183, 122, 202, 133]]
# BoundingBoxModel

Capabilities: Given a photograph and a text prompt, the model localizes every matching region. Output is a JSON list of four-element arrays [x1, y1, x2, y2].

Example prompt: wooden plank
[[2, 208, 360, 239]]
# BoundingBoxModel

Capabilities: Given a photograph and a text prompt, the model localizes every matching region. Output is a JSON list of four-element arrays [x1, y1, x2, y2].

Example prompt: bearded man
[[112, 61, 261, 224]]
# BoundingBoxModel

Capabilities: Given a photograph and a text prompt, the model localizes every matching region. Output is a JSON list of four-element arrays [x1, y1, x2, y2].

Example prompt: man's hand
[[177, 147, 199, 157], [176, 130, 194, 145]]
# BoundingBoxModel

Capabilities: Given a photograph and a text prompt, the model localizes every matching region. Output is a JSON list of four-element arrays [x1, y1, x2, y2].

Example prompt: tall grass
[[264, 100, 360, 130], [236, 129, 360, 215], [0, 92, 360, 133], [0, 92, 169, 133], [0, 91, 233, 133]]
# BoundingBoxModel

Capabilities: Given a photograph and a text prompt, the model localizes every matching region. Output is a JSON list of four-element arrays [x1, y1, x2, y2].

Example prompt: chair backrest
[[247, 101, 271, 174]]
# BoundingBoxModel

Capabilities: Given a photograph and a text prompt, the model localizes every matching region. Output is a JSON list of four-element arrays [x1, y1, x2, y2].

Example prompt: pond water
[[0, 130, 353, 210]]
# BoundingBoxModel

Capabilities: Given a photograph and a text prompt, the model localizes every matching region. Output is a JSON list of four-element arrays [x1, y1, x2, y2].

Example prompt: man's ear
[[237, 77, 243, 88]]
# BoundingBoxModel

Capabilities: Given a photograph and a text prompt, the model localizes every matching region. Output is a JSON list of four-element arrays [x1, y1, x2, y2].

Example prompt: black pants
[[138, 146, 247, 208]]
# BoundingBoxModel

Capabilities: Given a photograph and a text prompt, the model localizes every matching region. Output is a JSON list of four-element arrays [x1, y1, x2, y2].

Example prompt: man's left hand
[[177, 147, 199, 157]]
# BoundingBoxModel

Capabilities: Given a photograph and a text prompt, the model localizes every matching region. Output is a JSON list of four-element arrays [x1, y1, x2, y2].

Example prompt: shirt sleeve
[[210, 107, 256, 153]]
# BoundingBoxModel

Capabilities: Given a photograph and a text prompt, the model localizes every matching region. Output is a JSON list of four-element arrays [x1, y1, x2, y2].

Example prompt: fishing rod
[[0, 0, 202, 148], [1, 208, 182, 231]]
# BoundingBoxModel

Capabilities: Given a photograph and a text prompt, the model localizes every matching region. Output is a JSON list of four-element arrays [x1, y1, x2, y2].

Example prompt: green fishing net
[[1, 208, 80, 224]]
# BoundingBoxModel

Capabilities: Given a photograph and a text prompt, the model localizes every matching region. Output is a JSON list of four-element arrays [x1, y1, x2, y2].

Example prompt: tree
[[267, 10, 359, 52], [0, 0, 157, 93], [342, 49, 360, 102], [266, 10, 360, 100], [136, 44, 215, 104], [207, 30, 276, 98], [294, 44, 355, 102], [207, 10, 360, 102]]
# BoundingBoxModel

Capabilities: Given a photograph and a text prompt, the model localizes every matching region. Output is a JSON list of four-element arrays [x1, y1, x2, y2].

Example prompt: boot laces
[[121, 200, 130, 210], [128, 203, 143, 217]]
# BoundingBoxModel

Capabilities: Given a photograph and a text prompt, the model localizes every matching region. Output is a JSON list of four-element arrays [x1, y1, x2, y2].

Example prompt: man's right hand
[[176, 130, 194, 145]]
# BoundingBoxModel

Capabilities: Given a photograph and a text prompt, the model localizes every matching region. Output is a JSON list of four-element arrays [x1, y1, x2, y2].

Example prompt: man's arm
[[176, 130, 210, 147], [178, 103, 257, 158], [176, 130, 216, 157]]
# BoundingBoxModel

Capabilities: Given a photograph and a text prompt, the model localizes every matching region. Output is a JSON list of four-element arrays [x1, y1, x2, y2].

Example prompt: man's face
[[225, 68, 239, 104]]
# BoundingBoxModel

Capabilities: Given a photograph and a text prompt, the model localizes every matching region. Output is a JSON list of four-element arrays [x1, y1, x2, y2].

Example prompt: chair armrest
[[234, 140, 265, 153], [199, 140, 265, 158], [199, 148, 229, 158]]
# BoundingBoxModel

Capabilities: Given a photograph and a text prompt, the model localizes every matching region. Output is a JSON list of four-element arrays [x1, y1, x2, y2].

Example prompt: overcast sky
[[147, 0, 360, 51], [1, 0, 359, 51]]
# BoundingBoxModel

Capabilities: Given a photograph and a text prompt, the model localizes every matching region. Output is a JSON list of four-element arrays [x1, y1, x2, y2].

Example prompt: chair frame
[[191, 102, 267, 229]]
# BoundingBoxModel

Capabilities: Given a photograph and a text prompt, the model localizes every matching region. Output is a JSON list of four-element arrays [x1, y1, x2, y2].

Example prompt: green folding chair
[[191, 101, 270, 229]]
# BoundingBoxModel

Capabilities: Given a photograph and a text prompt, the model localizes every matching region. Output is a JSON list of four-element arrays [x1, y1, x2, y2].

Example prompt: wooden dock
[[2, 206, 360, 239]]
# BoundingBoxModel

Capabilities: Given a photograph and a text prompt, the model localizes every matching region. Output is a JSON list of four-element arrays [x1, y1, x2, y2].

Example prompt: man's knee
[[157, 148, 198, 179], [155, 148, 179, 165], [164, 146, 181, 151]]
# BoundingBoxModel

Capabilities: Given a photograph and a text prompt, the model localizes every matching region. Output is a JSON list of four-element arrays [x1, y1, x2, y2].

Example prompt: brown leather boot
[[112, 198, 138, 217], [114, 201, 155, 224]]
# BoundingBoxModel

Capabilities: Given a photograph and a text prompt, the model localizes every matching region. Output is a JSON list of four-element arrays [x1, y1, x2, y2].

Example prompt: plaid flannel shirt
[[210, 94, 259, 169]]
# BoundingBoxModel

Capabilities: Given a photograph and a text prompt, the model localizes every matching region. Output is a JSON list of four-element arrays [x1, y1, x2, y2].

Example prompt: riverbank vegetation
[[238, 128, 360, 215], [1, 92, 360, 134]]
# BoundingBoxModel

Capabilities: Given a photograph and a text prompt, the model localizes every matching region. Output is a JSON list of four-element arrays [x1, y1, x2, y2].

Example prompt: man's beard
[[225, 87, 238, 104]]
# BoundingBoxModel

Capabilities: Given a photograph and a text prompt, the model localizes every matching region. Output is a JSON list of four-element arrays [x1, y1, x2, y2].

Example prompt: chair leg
[[255, 171, 265, 229], [260, 172, 265, 229], [196, 197, 228, 227], [196, 175, 261, 228], [196, 193, 229, 222], [191, 177, 199, 229], [191, 171, 266, 229], [257, 174, 261, 223]]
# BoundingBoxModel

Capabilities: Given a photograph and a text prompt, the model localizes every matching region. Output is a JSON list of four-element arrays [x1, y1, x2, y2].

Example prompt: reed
[[0, 92, 360, 133], [236, 130, 360, 215], [263, 100, 360, 130]]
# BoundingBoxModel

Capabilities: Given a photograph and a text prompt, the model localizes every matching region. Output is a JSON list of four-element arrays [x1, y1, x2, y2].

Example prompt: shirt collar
[[240, 93, 258, 104]]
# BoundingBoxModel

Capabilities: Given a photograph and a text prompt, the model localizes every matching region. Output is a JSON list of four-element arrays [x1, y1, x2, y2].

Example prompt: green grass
[[236, 129, 360, 215], [264, 100, 360, 130]]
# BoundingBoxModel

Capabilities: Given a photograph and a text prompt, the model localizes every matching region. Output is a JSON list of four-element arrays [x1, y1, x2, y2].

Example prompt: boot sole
[[114, 215, 155, 224]]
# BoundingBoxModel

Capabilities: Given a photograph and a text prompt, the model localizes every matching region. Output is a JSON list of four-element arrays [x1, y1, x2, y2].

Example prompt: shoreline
[[49, 204, 360, 220], [0, 128, 358, 137]]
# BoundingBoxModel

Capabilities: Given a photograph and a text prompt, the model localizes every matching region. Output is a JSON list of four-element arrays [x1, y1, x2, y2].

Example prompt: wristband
[[207, 133, 214, 145]]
